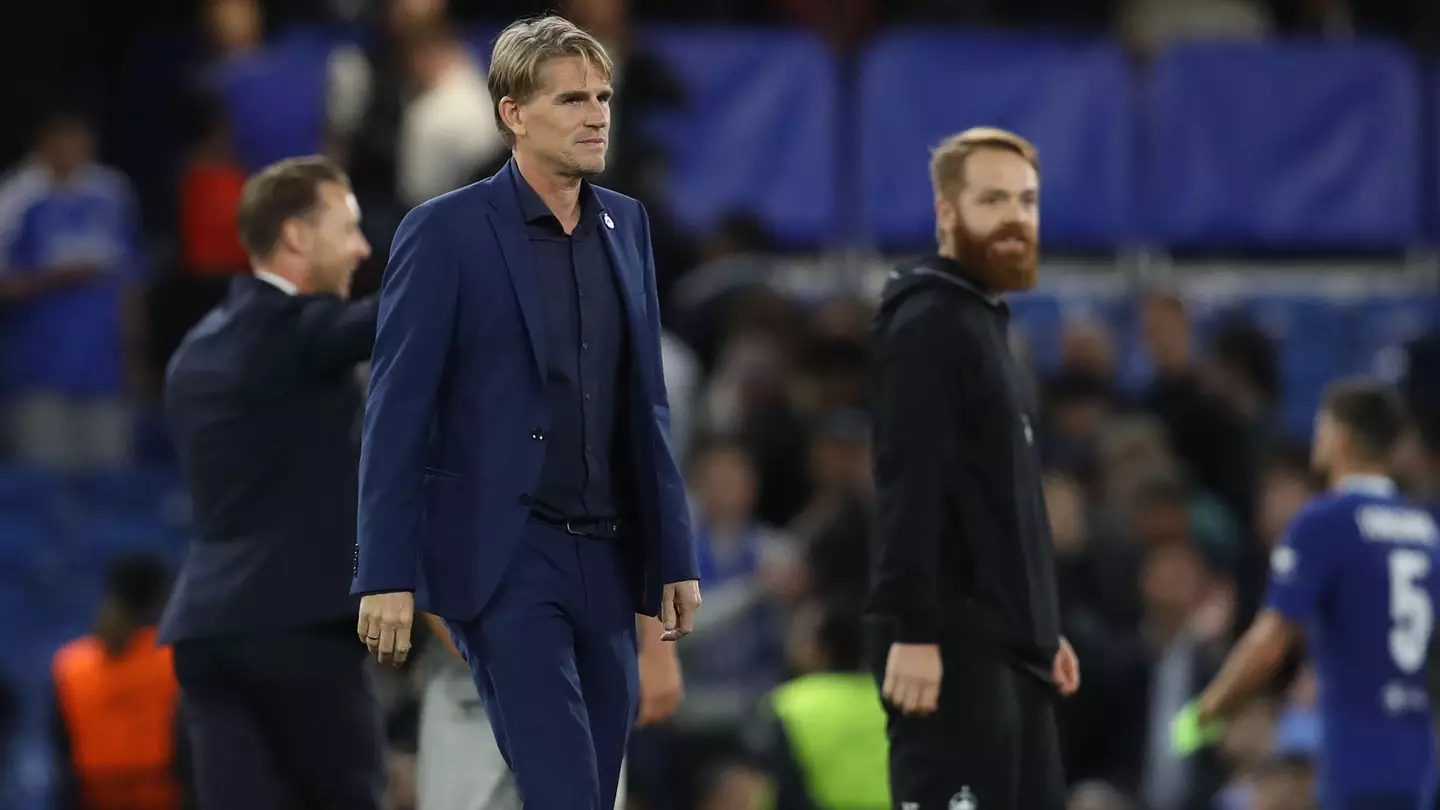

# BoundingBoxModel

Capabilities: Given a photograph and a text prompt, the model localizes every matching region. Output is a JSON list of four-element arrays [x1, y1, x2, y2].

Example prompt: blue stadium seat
[[640, 28, 840, 246], [0, 512, 52, 583], [858, 32, 1135, 250], [70, 514, 187, 566], [1349, 293, 1440, 381], [1145, 41, 1421, 249], [215, 39, 332, 173], [69, 467, 190, 528], [0, 465, 64, 518]]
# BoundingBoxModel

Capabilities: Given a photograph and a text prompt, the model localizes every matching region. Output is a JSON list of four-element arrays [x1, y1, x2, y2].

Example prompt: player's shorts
[[873, 642, 1066, 810]]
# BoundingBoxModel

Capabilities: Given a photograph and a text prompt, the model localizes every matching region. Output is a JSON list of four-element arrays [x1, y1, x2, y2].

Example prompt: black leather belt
[[530, 510, 627, 539]]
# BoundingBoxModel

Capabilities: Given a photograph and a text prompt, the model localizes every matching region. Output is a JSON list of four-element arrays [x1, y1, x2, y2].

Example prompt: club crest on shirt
[[950, 786, 978, 810]]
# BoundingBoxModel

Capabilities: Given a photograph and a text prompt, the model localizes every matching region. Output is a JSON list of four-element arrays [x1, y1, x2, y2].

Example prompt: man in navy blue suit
[[352, 15, 702, 810], [164, 156, 382, 809]]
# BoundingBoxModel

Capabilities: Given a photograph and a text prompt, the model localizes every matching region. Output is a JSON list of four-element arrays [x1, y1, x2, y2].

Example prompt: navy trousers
[[172, 625, 385, 810], [448, 519, 640, 810]]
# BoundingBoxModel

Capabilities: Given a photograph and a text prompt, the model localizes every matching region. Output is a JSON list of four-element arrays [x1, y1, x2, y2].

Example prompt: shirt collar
[[253, 270, 298, 296], [509, 158, 606, 226], [1336, 475, 1397, 497]]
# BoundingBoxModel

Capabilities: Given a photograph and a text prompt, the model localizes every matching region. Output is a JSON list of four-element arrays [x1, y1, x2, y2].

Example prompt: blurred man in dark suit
[[161, 156, 381, 810]]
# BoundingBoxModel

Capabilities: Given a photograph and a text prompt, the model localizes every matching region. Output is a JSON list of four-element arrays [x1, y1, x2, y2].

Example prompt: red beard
[[955, 221, 1039, 293]]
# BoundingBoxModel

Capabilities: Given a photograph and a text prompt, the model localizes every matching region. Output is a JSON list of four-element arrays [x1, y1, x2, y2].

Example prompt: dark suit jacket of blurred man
[[161, 273, 382, 809]]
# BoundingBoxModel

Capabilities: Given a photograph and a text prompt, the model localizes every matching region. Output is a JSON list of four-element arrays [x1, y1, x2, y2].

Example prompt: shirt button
[[584, 393, 592, 401], [581, 342, 588, 351], [531, 429, 545, 441]]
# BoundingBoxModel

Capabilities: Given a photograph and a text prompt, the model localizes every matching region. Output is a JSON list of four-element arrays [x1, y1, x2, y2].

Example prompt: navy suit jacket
[[161, 277, 378, 644], [352, 162, 698, 620]]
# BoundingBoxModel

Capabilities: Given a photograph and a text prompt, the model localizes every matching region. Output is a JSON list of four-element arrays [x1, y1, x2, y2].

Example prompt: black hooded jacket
[[865, 255, 1061, 680]]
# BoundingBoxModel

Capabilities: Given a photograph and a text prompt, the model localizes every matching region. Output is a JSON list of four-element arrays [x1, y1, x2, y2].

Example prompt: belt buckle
[[564, 520, 584, 536]]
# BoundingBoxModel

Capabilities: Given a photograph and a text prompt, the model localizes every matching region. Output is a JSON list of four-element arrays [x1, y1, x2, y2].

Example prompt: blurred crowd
[[2, 1, 1440, 810]]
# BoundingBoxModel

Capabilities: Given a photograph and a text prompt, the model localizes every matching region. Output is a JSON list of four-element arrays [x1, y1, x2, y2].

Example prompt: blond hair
[[929, 127, 1039, 201], [487, 15, 613, 148]]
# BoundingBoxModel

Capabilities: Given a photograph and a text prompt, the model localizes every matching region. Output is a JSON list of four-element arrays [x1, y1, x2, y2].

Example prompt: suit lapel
[[487, 166, 546, 376], [596, 211, 654, 390]]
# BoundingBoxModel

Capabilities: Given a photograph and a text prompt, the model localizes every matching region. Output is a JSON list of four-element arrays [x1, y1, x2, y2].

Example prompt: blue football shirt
[[1265, 476, 1440, 806]]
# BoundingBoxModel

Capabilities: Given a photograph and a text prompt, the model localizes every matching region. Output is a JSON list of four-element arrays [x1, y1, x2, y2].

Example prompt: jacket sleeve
[[296, 294, 379, 374], [637, 202, 699, 585], [870, 307, 964, 644], [353, 203, 458, 595]]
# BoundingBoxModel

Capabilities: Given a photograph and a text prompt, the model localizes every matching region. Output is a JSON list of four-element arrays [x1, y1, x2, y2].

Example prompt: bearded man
[[865, 127, 1080, 810]]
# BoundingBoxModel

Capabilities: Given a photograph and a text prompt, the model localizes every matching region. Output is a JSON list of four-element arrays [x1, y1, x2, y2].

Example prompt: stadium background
[[3, 0, 1440, 808]]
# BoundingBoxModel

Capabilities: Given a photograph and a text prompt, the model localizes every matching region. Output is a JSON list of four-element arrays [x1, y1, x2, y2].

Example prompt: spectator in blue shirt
[[0, 112, 147, 470]]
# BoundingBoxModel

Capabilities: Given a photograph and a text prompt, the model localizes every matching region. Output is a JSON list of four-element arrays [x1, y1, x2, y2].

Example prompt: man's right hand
[[358, 592, 415, 666], [881, 642, 943, 716]]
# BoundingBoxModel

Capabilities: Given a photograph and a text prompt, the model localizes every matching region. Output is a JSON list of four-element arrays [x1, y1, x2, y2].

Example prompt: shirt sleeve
[[1263, 504, 1340, 624], [871, 307, 965, 644]]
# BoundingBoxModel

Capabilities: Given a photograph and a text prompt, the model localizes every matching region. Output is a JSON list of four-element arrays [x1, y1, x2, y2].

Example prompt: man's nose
[[358, 237, 372, 260]]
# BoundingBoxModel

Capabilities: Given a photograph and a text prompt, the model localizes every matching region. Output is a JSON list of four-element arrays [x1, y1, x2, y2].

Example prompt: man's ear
[[499, 96, 525, 140], [278, 218, 309, 256], [934, 194, 957, 228]]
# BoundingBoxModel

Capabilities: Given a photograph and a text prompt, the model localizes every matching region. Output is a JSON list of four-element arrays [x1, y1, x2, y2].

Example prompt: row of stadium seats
[[129, 26, 1440, 249]]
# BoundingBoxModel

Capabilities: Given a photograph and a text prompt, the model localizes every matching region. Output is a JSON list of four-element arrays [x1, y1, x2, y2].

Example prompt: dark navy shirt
[[513, 168, 630, 520]]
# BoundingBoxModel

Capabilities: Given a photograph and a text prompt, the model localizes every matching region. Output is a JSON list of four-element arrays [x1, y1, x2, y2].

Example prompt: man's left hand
[[660, 580, 701, 641], [636, 633, 684, 727], [1053, 637, 1080, 696]]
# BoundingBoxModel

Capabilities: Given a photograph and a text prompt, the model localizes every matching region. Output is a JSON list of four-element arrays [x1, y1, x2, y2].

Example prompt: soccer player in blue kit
[[1173, 379, 1440, 809]]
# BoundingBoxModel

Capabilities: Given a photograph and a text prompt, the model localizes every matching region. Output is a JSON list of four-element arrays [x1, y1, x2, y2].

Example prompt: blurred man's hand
[[358, 591, 414, 666], [660, 580, 701, 641], [882, 642, 942, 715], [636, 616, 683, 727], [1053, 636, 1080, 696]]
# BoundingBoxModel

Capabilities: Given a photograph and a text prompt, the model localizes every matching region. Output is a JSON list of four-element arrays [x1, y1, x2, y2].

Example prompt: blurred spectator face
[[808, 433, 872, 496], [785, 600, 825, 672], [206, 0, 261, 54], [1067, 781, 1130, 810], [1257, 468, 1312, 549], [1219, 699, 1277, 773], [1142, 293, 1191, 372], [1131, 501, 1188, 549], [693, 444, 758, 527], [508, 57, 612, 177], [810, 296, 873, 344], [1098, 420, 1174, 506], [304, 182, 372, 298], [1287, 665, 1318, 708], [1392, 429, 1432, 497], [1045, 473, 1088, 556], [388, 0, 445, 36], [1310, 410, 1341, 481], [38, 118, 94, 179], [1051, 395, 1110, 448], [1140, 541, 1204, 622], [697, 763, 768, 810], [1251, 759, 1315, 810], [936, 147, 1040, 293], [565, 0, 629, 41], [1062, 320, 1117, 380]]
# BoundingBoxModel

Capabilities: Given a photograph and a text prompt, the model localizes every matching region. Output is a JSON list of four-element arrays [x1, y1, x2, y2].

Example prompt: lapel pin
[[602, 213, 615, 229]]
